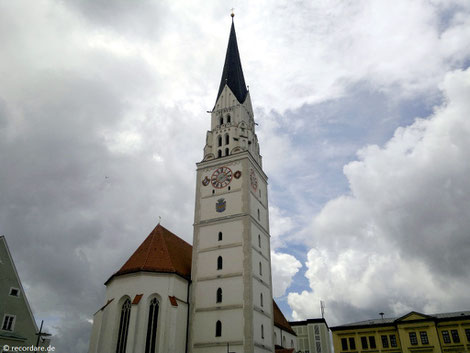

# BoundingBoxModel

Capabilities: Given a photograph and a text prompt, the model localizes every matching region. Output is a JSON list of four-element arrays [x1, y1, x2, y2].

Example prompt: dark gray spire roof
[[215, 19, 248, 104]]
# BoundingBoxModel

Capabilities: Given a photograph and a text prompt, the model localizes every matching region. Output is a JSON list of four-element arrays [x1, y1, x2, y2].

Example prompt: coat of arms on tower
[[216, 198, 226, 212], [202, 176, 210, 186]]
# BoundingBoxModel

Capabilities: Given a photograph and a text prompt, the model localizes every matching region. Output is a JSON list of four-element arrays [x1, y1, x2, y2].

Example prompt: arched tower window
[[216, 320, 222, 337], [216, 288, 222, 303], [261, 324, 264, 339], [217, 256, 223, 270], [220, 117, 224, 125], [116, 299, 131, 353], [225, 148, 229, 156], [218, 135, 222, 147], [217, 149, 222, 158], [259, 262, 262, 276], [225, 134, 230, 145], [144, 298, 159, 353], [227, 114, 231, 123], [218, 231, 222, 241], [260, 293, 263, 307]]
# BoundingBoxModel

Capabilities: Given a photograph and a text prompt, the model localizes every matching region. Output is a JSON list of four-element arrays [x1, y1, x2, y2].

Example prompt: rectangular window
[[9, 288, 19, 297], [369, 336, 376, 349], [409, 332, 418, 345], [341, 338, 348, 351], [442, 330, 451, 344], [390, 334, 397, 347], [316, 341, 322, 353], [361, 336, 368, 349], [349, 337, 356, 350], [451, 330, 460, 343], [465, 329, 470, 342], [1, 315, 15, 331], [381, 335, 389, 348], [420, 331, 429, 344]]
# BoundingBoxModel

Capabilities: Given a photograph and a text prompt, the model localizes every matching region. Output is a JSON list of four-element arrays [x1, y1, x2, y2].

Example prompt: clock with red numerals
[[250, 168, 258, 191], [211, 166, 233, 189]]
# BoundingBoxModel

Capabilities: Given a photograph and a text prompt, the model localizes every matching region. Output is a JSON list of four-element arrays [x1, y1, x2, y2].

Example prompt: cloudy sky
[[1, 0, 470, 351]]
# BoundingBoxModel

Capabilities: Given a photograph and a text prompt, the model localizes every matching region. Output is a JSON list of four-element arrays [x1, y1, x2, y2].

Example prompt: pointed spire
[[215, 17, 248, 104]]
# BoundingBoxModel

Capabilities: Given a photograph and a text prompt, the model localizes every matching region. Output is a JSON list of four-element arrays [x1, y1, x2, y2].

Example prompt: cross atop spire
[[215, 18, 248, 105]]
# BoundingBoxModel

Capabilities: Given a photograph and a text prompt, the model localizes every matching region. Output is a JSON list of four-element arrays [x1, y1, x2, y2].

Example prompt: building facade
[[88, 16, 295, 353], [290, 318, 332, 353], [0, 236, 49, 350], [331, 311, 470, 353]]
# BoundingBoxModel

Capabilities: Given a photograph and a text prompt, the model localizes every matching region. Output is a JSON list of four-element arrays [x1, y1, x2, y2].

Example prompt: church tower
[[189, 15, 275, 353]]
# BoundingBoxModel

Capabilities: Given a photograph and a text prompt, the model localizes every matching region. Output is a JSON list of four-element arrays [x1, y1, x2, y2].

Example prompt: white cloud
[[271, 251, 302, 298], [288, 68, 470, 324]]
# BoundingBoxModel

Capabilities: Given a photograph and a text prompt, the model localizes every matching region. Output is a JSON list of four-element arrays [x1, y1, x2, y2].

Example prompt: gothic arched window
[[217, 256, 223, 270], [225, 134, 229, 145], [218, 135, 222, 147], [220, 117, 224, 125], [217, 150, 222, 158], [216, 320, 222, 337], [116, 299, 131, 353], [225, 148, 229, 156], [216, 288, 222, 303], [227, 114, 231, 123], [144, 298, 159, 353], [218, 231, 222, 241]]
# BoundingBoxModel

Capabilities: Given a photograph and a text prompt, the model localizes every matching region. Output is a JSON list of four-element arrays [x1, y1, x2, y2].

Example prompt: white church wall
[[252, 284, 272, 316], [250, 222, 270, 258], [253, 310, 273, 348], [192, 309, 243, 343], [195, 276, 243, 308], [250, 193, 268, 229], [252, 250, 271, 284], [89, 272, 189, 353], [197, 219, 244, 250], [199, 190, 243, 221], [195, 246, 243, 278]]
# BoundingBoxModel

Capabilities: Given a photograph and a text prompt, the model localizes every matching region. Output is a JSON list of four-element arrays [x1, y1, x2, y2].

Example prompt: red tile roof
[[273, 300, 296, 335], [105, 224, 192, 284]]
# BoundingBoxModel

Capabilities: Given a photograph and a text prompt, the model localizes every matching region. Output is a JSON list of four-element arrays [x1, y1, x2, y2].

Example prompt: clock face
[[211, 166, 233, 189], [250, 168, 258, 191]]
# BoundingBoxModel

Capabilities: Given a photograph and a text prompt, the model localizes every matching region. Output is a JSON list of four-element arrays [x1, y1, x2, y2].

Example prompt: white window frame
[[1, 314, 16, 332]]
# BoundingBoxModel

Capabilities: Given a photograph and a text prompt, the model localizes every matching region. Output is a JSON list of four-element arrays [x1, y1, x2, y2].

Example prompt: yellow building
[[331, 310, 470, 353]]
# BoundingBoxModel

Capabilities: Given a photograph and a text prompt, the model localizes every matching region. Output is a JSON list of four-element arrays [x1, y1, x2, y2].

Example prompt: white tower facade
[[189, 18, 275, 353]]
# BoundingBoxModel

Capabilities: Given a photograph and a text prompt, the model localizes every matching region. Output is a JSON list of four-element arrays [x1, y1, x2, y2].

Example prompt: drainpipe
[[185, 280, 191, 353]]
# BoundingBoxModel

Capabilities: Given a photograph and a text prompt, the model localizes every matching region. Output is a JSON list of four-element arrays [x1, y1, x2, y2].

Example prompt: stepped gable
[[105, 224, 192, 284], [273, 300, 296, 335]]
